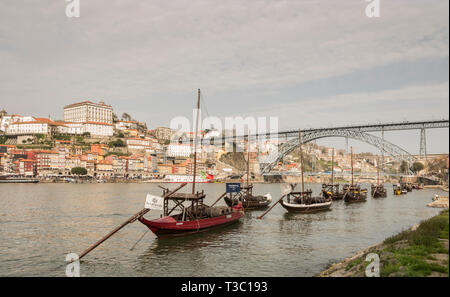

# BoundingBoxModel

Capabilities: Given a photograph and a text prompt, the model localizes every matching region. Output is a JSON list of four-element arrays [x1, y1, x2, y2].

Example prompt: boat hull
[[224, 196, 271, 210], [0, 179, 39, 183], [343, 192, 367, 203], [139, 205, 244, 237], [280, 200, 332, 213]]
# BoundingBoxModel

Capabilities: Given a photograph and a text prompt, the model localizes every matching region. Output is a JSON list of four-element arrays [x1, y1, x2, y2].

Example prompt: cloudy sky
[[0, 0, 448, 154]]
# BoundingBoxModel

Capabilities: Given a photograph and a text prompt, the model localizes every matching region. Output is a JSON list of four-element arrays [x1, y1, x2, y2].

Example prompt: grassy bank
[[319, 210, 449, 277]]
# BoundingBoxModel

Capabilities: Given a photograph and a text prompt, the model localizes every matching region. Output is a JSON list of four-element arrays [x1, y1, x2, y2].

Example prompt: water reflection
[[0, 183, 445, 276]]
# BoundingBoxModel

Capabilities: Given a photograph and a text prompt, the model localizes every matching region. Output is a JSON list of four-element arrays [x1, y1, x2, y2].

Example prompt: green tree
[[82, 132, 91, 137], [109, 139, 125, 147], [71, 167, 87, 175], [400, 161, 409, 174], [411, 162, 425, 174]]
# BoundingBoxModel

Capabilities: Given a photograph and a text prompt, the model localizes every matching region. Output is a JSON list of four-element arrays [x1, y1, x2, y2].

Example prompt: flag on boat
[[226, 183, 241, 193], [144, 194, 164, 210]]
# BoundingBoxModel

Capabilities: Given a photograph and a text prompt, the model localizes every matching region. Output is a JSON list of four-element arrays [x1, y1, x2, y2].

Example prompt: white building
[[63, 101, 113, 124], [1, 115, 35, 132], [167, 144, 192, 157], [83, 122, 114, 137], [127, 138, 151, 150], [58, 122, 84, 135], [115, 121, 138, 131], [6, 118, 60, 136]]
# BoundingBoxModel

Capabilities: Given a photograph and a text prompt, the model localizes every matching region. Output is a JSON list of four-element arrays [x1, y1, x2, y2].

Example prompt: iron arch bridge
[[259, 129, 418, 175]]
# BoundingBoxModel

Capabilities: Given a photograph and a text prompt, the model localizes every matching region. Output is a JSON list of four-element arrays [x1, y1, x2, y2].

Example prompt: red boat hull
[[139, 205, 244, 237]]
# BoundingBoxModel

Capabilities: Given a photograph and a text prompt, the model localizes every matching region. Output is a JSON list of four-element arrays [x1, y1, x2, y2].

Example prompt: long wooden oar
[[210, 192, 227, 207], [257, 194, 286, 220], [75, 183, 187, 262]]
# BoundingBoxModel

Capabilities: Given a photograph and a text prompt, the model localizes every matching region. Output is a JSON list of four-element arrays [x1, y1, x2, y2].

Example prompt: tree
[[411, 162, 424, 174], [400, 161, 409, 174], [109, 139, 125, 148], [82, 132, 91, 137], [71, 167, 87, 175]]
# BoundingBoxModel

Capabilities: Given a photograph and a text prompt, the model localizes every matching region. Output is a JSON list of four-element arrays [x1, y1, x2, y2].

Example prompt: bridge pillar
[[420, 128, 427, 161]]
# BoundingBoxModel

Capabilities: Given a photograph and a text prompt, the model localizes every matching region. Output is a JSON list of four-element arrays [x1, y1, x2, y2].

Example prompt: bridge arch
[[259, 129, 417, 174]]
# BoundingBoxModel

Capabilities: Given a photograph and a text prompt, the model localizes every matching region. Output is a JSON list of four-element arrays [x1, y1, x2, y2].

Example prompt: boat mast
[[299, 130, 305, 193], [331, 148, 335, 185], [377, 157, 380, 186], [247, 149, 250, 187], [351, 146, 354, 186], [192, 89, 201, 194]]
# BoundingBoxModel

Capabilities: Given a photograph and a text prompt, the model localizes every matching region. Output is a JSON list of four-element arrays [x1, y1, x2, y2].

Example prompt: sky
[[0, 0, 448, 154]]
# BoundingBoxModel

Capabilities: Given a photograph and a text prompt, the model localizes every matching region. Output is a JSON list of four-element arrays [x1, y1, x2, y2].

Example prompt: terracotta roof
[[84, 121, 113, 126], [64, 101, 112, 109]]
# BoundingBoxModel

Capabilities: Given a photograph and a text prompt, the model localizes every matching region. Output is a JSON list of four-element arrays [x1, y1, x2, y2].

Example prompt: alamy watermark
[[365, 0, 380, 18], [65, 253, 80, 277], [65, 0, 80, 18], [365, 253, 380, 277], [169, 110, 279, 156]]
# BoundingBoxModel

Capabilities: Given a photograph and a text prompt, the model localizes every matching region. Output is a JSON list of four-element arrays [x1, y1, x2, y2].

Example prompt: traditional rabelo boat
[[343, 147, 367, 203], [224, 150, 272, 209], [371, 158, 387, 198], [138, 89, 244, 237], [322, 148, 344, 200], [393, 184, 407, 195], [278, 130, 332, 213]]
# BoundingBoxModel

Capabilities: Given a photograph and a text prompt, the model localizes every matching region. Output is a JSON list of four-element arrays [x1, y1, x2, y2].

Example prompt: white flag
[[281, 183, 296, 195], [145, 194, 164, 210]]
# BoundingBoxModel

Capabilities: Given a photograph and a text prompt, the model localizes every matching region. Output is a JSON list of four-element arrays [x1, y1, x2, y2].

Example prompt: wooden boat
[[371, 184, 387, 198], [322, 184, 344, 200], [224, 184, 272, 209], [371, 158, 387, 198], [279, 130, 332, 213], [321, 149, 344, 200], [343, 147, 367, 203], [393, 184, 405, 195], [138, 89, 245, 237], [281, 190, 331, 213], [224, 151, 272, 209], [0, 175, 39, 183], [139, 190, 244, 237]]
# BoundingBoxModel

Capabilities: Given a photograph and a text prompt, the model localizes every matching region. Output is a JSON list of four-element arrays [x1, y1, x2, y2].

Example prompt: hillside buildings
[[63, 101, 113, 124]]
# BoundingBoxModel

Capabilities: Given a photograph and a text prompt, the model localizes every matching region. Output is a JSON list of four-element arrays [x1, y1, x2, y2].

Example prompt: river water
[[0, 183, 445, 277]]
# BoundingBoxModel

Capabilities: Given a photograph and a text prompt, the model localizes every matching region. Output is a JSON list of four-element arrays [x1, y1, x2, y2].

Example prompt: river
[[0, 183, 445, 276]]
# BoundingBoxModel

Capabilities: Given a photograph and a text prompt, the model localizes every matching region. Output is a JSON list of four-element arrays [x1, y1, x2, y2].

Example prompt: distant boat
[[161, 174, 212, 183], [224, 150, 272, 210], [321, 148, 344, 200], [371, 158, 387, 198], [0, 175, 39, 183], [343, 147, 367, 203], [279, 130, 332, 213], [393, 184, 406, 195]]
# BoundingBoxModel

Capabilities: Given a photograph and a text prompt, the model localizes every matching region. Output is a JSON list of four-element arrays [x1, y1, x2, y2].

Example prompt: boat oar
[[257, 194, 286, 220], [210, 192, 227, 207], [74, 183, 187, 262]]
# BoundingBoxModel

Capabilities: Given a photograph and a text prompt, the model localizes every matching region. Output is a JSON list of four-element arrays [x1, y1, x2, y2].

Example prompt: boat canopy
[[166, 192, 206, 200]]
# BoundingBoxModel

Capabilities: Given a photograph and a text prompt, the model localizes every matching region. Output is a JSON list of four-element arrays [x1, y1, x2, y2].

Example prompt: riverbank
[[424, 185, 449, 192], [318, 210, 449, 277]]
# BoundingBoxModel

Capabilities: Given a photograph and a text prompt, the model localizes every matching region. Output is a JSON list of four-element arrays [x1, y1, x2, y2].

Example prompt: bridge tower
[[420, 128, 427, 161]]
